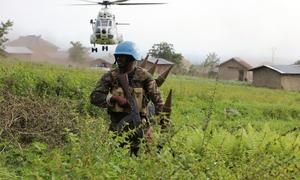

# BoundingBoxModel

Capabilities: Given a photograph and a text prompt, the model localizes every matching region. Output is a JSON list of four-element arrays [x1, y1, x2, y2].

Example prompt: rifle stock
[[117, 73, 144, 138]]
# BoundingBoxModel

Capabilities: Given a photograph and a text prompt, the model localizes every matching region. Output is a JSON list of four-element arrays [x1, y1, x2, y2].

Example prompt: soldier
[[90, 41, 165, 155]]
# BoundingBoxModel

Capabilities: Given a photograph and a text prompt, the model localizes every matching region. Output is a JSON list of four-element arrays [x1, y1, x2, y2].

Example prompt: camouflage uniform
[[90, 66, 164, 132]]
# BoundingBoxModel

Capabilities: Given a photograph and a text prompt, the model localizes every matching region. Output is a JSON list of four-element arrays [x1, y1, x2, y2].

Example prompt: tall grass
[[0, 57, 299, 179]]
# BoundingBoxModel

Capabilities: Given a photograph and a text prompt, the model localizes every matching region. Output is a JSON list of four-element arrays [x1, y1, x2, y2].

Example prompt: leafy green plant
[[0, 57, 299, 179]]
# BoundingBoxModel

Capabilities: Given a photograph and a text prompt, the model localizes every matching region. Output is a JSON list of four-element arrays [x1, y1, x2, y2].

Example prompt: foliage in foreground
[[0, 58, 299, 179]]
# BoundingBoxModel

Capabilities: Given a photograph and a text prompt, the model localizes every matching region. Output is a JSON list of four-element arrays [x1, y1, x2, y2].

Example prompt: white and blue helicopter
[[71, 0, 166, 52]]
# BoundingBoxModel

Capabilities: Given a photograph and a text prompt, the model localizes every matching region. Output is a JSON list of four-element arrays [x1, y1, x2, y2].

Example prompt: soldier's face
[[116, 55, 134, 69]]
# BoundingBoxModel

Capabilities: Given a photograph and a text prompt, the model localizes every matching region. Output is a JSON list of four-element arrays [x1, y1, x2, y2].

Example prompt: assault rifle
[[116, 73, 144, 139]]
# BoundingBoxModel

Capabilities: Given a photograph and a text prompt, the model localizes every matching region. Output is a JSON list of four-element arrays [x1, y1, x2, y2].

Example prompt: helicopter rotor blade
[[115, 3, 167, 5], [76, 0, 99, 3], [68, 0, 106, 6], [67, 3, 103, 6], [111, 0, 129, 3], [68, 1, 167, 6], [71, 0, 112, 6]]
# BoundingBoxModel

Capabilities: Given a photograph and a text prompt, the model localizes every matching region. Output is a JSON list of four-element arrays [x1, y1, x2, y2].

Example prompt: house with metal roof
[[89, 53, 115, 68], [139, 56, 174, 74], [4, 46, 33, 60], [249, 65, 300, 91], [218, 57, 253, 81]]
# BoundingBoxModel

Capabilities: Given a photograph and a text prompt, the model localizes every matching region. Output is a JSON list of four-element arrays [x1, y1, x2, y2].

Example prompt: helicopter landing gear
[[91, 47, 98, 53], [102, 46, 108, 51], [91, 46, 108, 52]]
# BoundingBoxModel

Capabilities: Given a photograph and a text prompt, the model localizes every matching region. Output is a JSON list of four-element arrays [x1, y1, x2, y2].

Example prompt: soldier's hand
[[110, 96, 128, 107]]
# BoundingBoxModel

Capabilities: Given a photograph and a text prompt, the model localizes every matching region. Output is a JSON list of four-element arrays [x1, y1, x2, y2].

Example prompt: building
[[7, 35, 58, 53], [140, 56, 174, 74], [4, 46, 33, 60], [89, 55, 174, 73], [249, 65, 300, 91], [6, 35, 60, 60], [5, 35, 98, 67], [219, 57, 252, 81], [89, 53, 115, 68]]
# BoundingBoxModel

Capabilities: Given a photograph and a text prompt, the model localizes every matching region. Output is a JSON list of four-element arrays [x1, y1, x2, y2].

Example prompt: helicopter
[[71, 0, 166, 52]]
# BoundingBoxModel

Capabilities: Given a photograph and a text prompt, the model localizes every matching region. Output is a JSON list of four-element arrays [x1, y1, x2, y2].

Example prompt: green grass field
[[0, 58, 299, 179]]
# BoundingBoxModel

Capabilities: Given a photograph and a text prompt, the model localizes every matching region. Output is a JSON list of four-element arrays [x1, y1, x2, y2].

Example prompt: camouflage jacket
[[90, 66, 164, 117]]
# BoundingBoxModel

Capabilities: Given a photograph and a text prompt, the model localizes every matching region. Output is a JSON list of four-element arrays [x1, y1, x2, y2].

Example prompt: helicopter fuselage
[[90, 7, 123, 46], [72, 0, 165, 52]]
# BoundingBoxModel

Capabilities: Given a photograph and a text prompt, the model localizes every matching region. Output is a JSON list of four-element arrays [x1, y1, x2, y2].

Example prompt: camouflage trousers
[[108, 112, 152, 156]]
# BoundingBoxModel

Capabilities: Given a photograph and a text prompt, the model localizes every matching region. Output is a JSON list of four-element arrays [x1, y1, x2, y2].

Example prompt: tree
[[0, 20, 13, 56], [68, 41, 89, 63], [200, 52, 220, 68], [148, 42, 183, 65], [188, 64, 202, 76], [294, 60, 300, 65], [187, 52, 220, 77]]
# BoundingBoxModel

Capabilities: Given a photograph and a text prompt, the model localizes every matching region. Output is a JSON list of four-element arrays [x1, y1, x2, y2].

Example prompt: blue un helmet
[[114, 41, 141, 61]]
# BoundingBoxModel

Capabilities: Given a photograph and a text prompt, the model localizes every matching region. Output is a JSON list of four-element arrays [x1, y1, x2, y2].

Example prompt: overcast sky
[[1, 0, 300, 65]]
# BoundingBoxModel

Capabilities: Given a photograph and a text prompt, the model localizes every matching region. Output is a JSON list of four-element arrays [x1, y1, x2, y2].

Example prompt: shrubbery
[[0, 58, 299, 179], [0, 92, 78, 146]]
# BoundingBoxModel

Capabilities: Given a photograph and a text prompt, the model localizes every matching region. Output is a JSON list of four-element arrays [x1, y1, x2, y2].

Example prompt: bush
[[1, 58, 300, 178], [0, 92, 78, 146]]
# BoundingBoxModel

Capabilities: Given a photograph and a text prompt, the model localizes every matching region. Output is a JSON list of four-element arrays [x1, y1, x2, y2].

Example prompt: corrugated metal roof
[[250, 65, 300, 74], [147, 56, 174, 65], [4, 46, 33, 54]]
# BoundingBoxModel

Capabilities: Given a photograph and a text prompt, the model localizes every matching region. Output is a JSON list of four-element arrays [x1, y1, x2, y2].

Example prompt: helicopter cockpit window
[[101, 19, 108, 26], [96, 20, 101, 26]]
